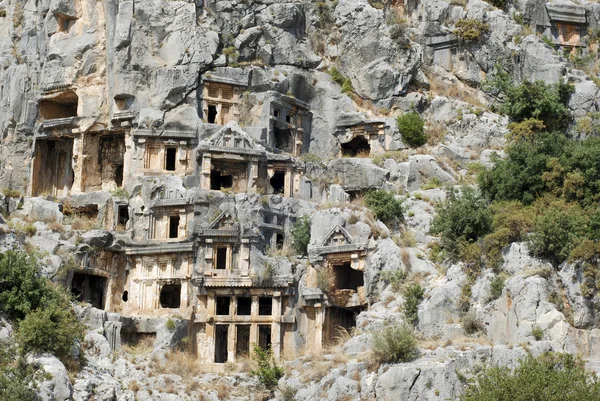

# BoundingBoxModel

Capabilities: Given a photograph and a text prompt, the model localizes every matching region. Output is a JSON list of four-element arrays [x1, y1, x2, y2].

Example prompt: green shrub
[[397, 112, 426, 147], [251, 345, 284, 390], [381, 268, 406, 292], [454, 19, 490, 41], [364, 190, 404, 225], [430, 187, 492, 258], [0, 346, 40, 401], [0, 251, 53, 321], [403, 283, 424, 326], [502, 80, 574, 130], [531, 325, 544, 341], [527, 203, 586, 265], [291, 216, 311, 255], [166, 318, 176, 332], [17, 298, 84, 365], [371, 323, 419, 363], [489, 274, 505, 300], [461, 353, 600, 401], [479, 132, 568, 205]]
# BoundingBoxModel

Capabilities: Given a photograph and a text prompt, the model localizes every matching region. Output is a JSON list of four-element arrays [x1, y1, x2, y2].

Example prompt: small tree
[[364, 190, 404, 226], [430, 187, 492, 258], [371, 323, 419, 363], [527, 204, 586, 265], [251, 345, 284, 390], [397, 112, 426, 147], [0, 251, 54, 321], [291, 216, 311, 255], [17, 297, 84, 365]]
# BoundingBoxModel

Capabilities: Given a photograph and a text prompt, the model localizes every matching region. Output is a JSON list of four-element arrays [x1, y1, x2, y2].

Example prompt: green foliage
[[364, 190, 404, 225], [430, 187, 492, 258], [0, 251, 84, 366], [0, 251, 53, 321], [291, 216, 311, 255], [110, 187, 130, 199], [371, 323, 418, 363], [502, 80, 574, 130], [381, 268, 406, 292], [328, 67, 353, 94], [17, 299, 84, 364], [489, 275, 505, 300], [479, 132, 569, 205], [251, 345, 284, 390], [397, 112, 426, 147], [166, 318, 176, 332], [461, 353, 600, 401], [527, 202, 587, 265], [403, 283, 424, 326], [531, 325, 544, 341], [454, 19, 490, 41], [0, 346, 40, 401]]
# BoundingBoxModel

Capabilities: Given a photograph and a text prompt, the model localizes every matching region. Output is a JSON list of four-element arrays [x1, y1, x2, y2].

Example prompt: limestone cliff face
[[2, 0, 600, 399]]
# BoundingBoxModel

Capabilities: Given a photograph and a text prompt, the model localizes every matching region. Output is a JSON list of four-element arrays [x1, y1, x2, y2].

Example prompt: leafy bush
[[461, 353, 600, 401], [251, 345, 284, 390], [166, 318, 176, 332], [371, 323, 418, 363], [502, 80, 574, 130], [531, 325, 544, 341], [430, 187, 492, 258], [454, 19, 490, 41], [489, 275, 505, 300], [527, 203, 587, 265], [0, 251, 84, 366], [403, 283, 424, 326], [479, 132, 568, 205], [0, 346, 40, 401], [397, 112, 426, 147], [0, 251, 53, 321], [364, 190, 404, 225], [17, 299, 84, 364], [291, 216, 311, 255]]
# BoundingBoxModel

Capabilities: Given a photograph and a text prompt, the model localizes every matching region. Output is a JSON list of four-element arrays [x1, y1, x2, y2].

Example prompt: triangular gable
[[208, 211, 238, 229], [321, 225, 354, 247], [207, 122, 257, 150]]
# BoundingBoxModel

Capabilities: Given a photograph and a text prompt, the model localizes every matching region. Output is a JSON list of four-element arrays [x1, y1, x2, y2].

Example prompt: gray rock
[[29, 354, 73, 401]]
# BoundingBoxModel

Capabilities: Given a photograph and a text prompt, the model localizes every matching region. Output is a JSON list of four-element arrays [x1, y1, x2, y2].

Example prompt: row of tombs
[[30, 68, 393, 199], [70, 214, 368, 364], [31, 69, 377, 365]]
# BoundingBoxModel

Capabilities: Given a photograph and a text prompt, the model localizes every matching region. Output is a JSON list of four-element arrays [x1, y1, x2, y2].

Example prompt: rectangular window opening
[[258, 324, 272, 350], [214, 324, 229, 363], [237, 297, 251, 315], [169, 215, 180, 239], [236, 325, 250, 359], [216, 247, 227, 270], [216, 296, 230, 315], [165, 147, 177, 171], [258, 297, 272, 316]]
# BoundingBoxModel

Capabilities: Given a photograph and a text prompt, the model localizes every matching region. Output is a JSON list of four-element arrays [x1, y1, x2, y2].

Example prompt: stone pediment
[[208, 211, 238, 230], [206, 122, 259, 150], [321, 225, 354, 247]]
